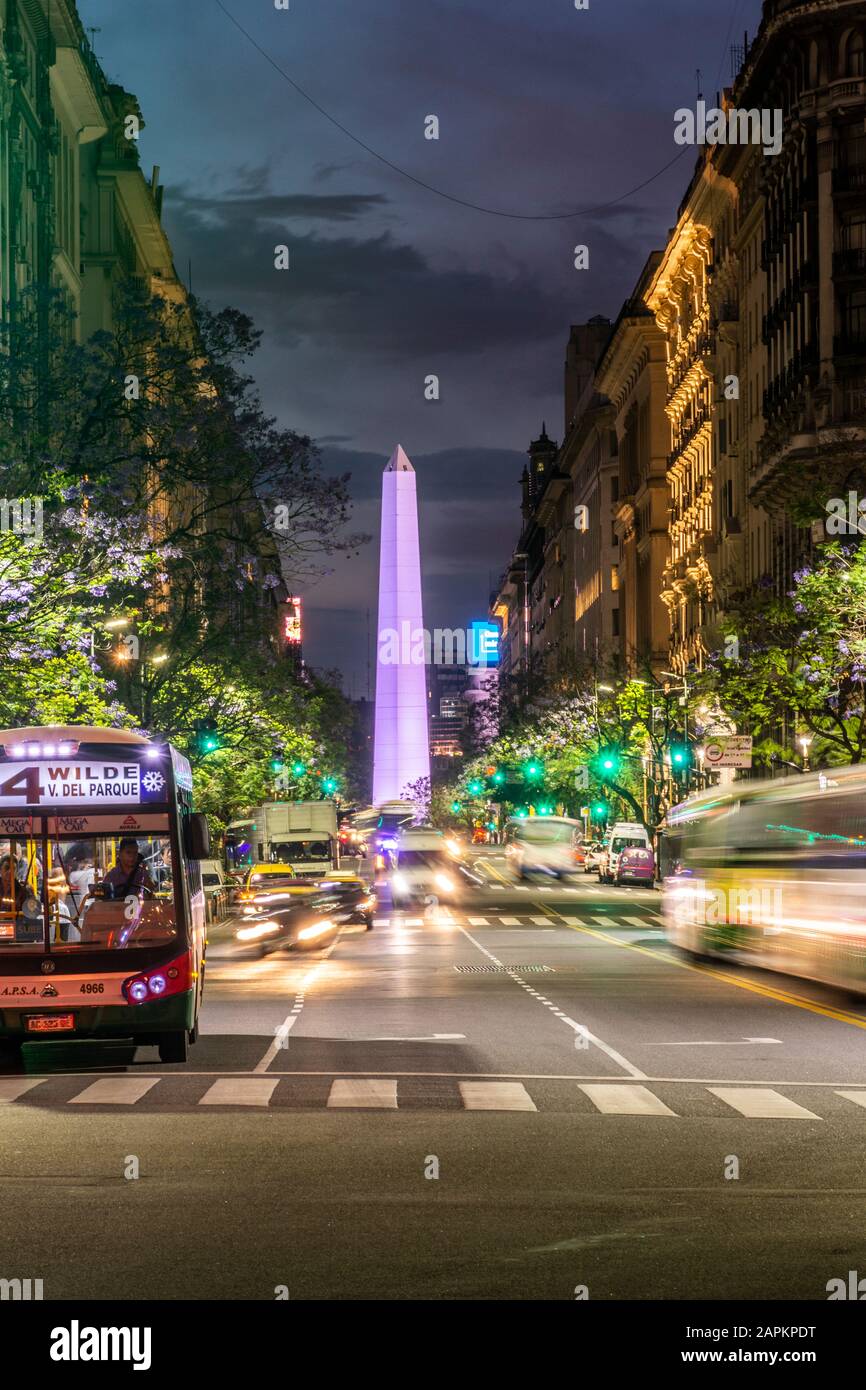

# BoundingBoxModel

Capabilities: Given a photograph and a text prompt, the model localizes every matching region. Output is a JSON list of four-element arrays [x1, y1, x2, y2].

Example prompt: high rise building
[[372, 446, 430, 805]]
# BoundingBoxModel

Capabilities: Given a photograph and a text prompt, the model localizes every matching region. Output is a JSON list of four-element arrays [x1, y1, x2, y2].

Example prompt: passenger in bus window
[[102, 838, 157, 899]]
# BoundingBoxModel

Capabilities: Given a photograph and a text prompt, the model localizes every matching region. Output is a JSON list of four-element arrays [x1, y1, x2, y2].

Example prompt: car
[[391, 829, 459, 908], [234, 883, 358, 956], [600, 822, 653, 885], [504, 816, 584, 880], [199, 859, 228, 919], [319, 870, 377, 928], [238, 863, 298, 903], [615, 845, 656, 886], [583, 842, 606, 874]]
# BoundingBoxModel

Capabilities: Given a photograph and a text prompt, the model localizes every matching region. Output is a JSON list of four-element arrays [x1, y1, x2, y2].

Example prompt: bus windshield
[[271, 840, 330, 862], [0, 830, 177, 951]]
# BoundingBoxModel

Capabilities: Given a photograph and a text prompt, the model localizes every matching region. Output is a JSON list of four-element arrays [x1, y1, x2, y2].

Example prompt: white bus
[[661, 765, 866, 993]]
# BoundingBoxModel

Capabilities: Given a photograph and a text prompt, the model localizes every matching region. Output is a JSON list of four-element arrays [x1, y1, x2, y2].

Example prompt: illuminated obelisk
[[372, 445, 430, 805]]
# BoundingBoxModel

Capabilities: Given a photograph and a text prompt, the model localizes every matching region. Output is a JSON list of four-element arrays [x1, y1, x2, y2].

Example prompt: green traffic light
[[450, 800, 462, 814], [492, 769, 505, 785], [292, 761, 306, 777], [203, 736, 218, 752], [468, 779, 483, 796], [525, 761, 543, 781], [321, 776, 339, 794]]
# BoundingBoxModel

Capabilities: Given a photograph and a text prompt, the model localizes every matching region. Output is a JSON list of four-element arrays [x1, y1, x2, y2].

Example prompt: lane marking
[[327, 1078, 398, 1108], [709, 1087, 821, 1119], [550, 914, 866, 1032], [652, 1039, 784, 1047], [836, 1091, 866, 1109], [499, 917, 522, 925], [468, 917, 490, 926], [580, 1083, 677, 1116], [458, 922, 646, 1080], [69, 1077, 159, 1105], [9, 1067, 866, 1086], [459, 1081, 537, 1112], [254, 1014, 298, 1073], [200, 1078, 279, 1106]]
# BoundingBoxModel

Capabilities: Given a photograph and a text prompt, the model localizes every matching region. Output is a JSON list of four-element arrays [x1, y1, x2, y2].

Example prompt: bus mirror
[[186, 813, 212, 861]]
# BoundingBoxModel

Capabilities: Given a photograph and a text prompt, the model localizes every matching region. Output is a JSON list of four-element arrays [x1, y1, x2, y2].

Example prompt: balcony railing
[[833, 165, 866, 193], [834, 248, 866, 277]]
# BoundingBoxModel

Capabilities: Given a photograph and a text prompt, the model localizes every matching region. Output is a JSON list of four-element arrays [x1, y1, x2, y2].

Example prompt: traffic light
[[536, 802, 554, 816], [450, 800, 462, 814], [591, 800, 610, 821], [595, 748, 621, 777], [524, 760, 544, 782], [468, 779, 484, 796], [321, 775, 339, 795], [669, 742, 691, 776], [191, 717, 220, 756], [291, 761, 307, 778], [271, 750, 285, 774], [491, 768, 505, 787]]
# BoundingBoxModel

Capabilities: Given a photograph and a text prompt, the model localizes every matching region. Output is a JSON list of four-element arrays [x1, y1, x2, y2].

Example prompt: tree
[[701, 542, 866, 767]]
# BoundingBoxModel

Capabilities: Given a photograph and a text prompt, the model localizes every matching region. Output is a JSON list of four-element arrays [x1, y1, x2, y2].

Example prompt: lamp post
[[799, 734, 813, 772]]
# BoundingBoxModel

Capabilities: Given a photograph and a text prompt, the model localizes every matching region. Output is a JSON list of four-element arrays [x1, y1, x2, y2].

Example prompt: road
[[3, 850, 866, 1301]]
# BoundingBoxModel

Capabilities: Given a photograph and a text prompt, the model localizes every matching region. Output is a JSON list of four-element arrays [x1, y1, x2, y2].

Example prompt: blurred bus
[[661, 766, 866, 993]]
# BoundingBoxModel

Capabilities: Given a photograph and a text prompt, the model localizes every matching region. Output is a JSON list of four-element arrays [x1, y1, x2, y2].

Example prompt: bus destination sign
[[0, 760, 169, 808]]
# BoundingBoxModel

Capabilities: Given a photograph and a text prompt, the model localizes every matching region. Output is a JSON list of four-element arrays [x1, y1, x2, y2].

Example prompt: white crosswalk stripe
[[498, 917, 522, 925], [70, 1077, 159, 1105], [708, 1087, 821, 1119], [199, 1078, 278, 1106], [468, 917, 490, 925], [580, 1084, 677, 1116], [459, 1081, 537, 1112], [836, 1090, 866, 1109], [0, 1078, 44, 1103], [529, 915, 550, 924], [327, 1079, 398, 1109]]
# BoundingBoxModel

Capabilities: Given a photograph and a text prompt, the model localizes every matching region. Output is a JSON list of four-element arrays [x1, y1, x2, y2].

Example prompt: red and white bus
[[0, 726, 210, 1064]]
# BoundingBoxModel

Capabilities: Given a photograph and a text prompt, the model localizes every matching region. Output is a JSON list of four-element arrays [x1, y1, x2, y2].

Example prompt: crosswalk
[[373, 913, 665, 929], [2, 1072, 865, 1118]]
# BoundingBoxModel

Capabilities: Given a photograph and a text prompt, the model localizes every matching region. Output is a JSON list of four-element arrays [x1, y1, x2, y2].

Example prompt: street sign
[[703, 735, 752, 769]]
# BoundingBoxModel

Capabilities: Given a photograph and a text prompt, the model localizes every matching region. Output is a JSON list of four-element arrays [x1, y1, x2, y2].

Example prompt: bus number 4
[[0, 767, 41, 804]]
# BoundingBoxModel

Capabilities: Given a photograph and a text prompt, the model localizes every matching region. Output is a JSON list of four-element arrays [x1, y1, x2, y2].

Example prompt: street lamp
[[799, 734, 813, 772]]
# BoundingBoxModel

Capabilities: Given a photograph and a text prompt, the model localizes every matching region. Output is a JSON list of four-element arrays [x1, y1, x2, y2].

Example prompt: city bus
[[661, 765, 866, 994], [0, 726, 211, 1063]]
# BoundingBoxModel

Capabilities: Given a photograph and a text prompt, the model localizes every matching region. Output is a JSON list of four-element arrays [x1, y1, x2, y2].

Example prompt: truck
[[224, 801, 340, 880]]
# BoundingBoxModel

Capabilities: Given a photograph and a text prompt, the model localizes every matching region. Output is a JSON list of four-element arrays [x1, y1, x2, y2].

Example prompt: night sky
[[80, 0, 763, 692]]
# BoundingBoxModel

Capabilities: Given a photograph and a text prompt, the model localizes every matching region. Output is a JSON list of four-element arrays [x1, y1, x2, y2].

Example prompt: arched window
[[846, 31, 865, 77]]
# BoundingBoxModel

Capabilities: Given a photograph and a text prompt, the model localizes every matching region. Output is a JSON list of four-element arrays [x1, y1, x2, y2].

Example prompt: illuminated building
[[372, 446, 430, 806]]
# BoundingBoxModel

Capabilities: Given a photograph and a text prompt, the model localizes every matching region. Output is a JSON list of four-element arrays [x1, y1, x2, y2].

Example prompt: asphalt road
[[3, 851, 866, 1301]]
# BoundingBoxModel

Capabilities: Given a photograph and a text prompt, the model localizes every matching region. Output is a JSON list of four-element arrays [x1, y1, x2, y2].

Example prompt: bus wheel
[[158, 1031, 189, 1064], [0, 1039, 22, 1070]]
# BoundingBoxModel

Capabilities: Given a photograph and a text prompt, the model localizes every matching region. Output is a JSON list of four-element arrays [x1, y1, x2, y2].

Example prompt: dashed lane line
[[457, 922, 647, 1080]]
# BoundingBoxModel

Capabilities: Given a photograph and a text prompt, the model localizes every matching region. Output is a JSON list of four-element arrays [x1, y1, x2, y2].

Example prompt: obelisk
[[372, 445, 430, 805]]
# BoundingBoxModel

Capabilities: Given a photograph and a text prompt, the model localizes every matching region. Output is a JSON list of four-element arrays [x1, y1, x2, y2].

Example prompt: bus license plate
[[25, 1014, 75, 1033]]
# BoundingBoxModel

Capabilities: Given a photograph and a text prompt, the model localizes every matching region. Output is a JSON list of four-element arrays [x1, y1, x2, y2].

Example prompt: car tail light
[[123, 953, 192, 1005]]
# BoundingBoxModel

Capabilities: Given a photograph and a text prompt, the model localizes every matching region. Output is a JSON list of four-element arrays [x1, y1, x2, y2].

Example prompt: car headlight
[[236, 920, 280, 941], [435, 873, 455, 893], [392, 873, 409, 892]]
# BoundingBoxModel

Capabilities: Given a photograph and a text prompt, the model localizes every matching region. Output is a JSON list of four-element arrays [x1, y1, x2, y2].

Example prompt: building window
[[611, 565, 620, 592], [612, 607, 620, 637]]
